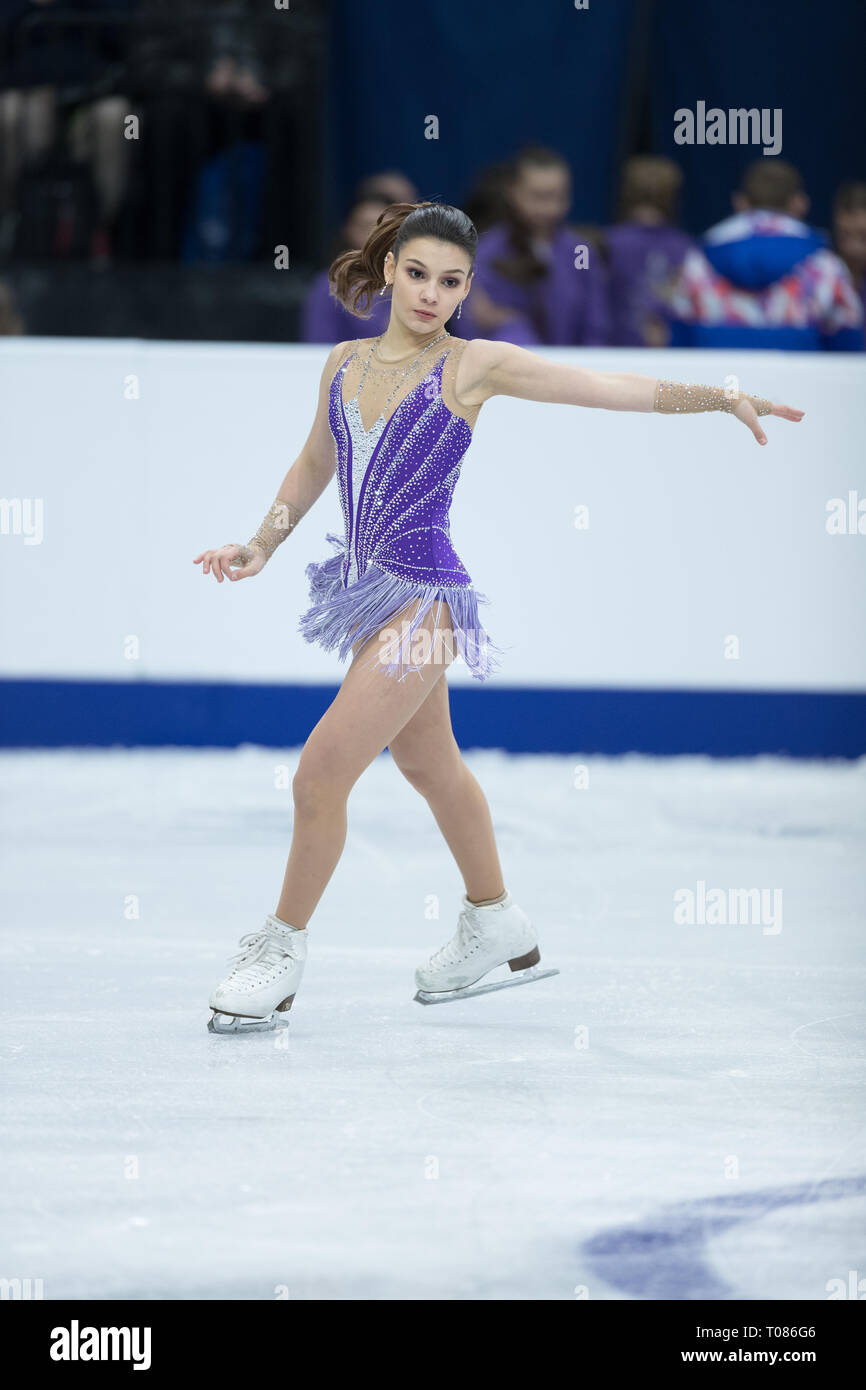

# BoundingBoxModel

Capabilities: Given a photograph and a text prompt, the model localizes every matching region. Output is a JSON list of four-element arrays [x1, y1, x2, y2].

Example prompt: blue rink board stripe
[[0, 679, 864, 756]]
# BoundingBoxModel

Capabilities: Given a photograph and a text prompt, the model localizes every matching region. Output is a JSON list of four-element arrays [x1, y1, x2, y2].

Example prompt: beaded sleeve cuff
[[230, 499, 303, 567], [653, 380, 773, 416]]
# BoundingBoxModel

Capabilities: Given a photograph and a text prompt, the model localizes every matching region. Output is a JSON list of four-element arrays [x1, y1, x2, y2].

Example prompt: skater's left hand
[[733, 397, 805, 446], [193, 543, 265, 582]]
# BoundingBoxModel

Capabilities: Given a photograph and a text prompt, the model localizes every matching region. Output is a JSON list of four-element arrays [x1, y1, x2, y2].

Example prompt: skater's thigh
[[297, 595, 457, 791], [387, 669, 461, 782], [350, 590, 458, 679]]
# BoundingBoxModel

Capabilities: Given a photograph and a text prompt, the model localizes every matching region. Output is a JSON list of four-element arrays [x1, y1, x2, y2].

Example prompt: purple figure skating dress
[[298, 334, 505, 681]]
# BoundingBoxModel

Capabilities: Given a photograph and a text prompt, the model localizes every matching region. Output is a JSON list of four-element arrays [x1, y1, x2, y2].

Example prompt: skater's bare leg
[[275, 600, 457, 928], [388, 674, 505, 903]]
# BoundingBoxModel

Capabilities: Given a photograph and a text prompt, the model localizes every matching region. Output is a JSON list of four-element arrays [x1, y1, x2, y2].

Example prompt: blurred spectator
[[302, 192, 393, 342], [355, 169, 417, 208], [117, 1, 299, 262], [0, 278, 24, 331], [203, 2, 271, 107], [454, 143, 610, 347], [462, 159, 512, 236], [605, 155, 694, 346], [832, 180, 866, 325], [0, 0, 305, 262], [131, 0, 300, 103], [667, 160, 864, 351], [0, 0, 136, 256], [108, 0, 205, 261]]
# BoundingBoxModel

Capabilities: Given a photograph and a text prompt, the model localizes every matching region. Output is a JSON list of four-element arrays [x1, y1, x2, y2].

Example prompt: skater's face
[[384, 237, 473, 332]]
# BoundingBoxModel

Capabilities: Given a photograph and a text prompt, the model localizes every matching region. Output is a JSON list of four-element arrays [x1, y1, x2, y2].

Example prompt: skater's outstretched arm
[[457, 339, 805, 447], [194, 340, 350, 583]]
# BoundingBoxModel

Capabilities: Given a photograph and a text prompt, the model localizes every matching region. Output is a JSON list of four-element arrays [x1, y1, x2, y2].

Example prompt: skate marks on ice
[[581, 1174, 866, 1301], [790, 1010, 866, 1061]]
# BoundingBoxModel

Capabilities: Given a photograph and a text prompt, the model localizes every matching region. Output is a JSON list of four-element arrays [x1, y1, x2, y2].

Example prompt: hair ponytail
[[328, 200, 477, 318]]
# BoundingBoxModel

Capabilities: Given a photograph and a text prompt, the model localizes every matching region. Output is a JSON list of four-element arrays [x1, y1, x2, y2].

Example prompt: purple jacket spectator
[[604, 223, 694, 346], [454, 221, 610, 346]]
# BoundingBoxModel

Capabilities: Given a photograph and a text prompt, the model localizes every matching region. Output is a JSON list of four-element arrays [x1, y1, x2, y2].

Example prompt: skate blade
[[207, 1010, 289, 1035], [414, 965, 560, 1006]]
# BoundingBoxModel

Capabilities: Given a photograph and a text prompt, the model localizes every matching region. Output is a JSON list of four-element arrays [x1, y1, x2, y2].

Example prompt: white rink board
[[1, 338, 864, 689]]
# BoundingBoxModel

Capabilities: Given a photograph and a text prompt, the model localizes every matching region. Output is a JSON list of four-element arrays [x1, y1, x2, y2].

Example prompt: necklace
[[354, 331, 451, 425], [368, 330, 450, 371]]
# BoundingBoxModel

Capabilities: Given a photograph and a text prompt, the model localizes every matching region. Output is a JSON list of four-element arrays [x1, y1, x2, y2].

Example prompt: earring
[[379, 281, 390, 296], [457, 299, 462, 319]]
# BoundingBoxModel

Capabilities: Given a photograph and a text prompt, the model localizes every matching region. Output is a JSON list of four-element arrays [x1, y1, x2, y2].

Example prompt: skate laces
[[430, 909, 484, 968], [226, 927, 297, 983]]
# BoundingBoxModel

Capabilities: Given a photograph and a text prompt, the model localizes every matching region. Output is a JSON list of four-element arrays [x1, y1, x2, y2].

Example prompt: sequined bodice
[[328, 339, 478, 588]]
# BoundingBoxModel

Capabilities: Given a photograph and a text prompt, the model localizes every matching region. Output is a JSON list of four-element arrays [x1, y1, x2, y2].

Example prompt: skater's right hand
[[193, 544, 265, 582], [730, 396, 804, 446]]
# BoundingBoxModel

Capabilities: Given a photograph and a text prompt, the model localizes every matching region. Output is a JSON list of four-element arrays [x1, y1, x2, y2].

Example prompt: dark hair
[[510, 142, 569, 184], [738, 159, 805, 210], [462, 160, 513, 235], [316, 193, 392, 273], [328, 200, 477, 317], [617, 154, 683, 221], [834, 180, 866, 217], [488, 144, 572, 313]]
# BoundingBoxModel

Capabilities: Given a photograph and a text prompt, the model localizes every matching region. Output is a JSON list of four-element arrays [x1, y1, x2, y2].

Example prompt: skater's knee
[[392, 746, 463, 798], [292, 758, 351, 816]]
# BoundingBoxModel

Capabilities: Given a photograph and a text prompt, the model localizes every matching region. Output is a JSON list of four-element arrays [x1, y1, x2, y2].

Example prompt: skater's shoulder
[[329, 339, 359, 368], [445, 336, 502, 411], [317, 340, 358, 389]]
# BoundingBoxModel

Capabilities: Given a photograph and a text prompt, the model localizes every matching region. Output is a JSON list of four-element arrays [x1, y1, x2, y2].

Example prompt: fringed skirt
[[298, 533, 505, 682]]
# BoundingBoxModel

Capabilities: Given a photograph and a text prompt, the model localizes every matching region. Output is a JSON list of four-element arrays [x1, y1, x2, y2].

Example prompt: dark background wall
[[2, 0, 864, 336], [650, 0, 866, 234], [328, 0, 866, 235]]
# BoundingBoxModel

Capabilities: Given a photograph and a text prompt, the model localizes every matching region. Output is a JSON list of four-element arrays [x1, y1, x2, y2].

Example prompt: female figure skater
[[194, 200, 804, 1034]]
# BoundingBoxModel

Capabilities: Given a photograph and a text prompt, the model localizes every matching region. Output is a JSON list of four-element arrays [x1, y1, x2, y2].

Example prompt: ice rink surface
[[1, 745, 864, 1301]]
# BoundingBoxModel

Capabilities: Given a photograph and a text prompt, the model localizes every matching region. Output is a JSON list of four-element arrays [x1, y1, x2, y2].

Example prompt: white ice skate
[[414, 889, 559, 1005], [208, 913, 307, 1034]]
